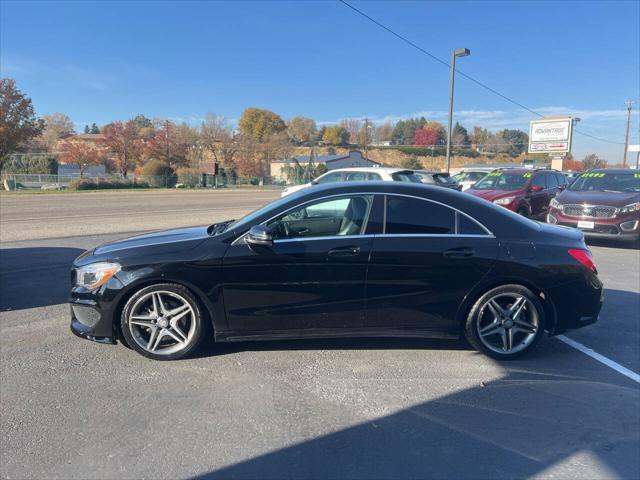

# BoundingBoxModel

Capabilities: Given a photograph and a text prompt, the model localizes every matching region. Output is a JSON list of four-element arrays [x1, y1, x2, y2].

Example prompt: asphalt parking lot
[[1, 190, 639, 479]]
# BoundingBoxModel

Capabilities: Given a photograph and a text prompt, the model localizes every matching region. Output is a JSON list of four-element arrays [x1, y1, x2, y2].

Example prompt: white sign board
[[628, 144, 640, 152], [528, 117, 573, 154]]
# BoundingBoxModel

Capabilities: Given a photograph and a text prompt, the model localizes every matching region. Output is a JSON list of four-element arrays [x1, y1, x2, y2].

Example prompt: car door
[[221, 195, 375, 334], [528, 172, 548, 216], [364, 194, 499, 335]]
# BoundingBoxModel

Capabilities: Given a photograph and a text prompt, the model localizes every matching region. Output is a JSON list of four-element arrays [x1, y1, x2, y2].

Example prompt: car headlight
[[620, 202, 640, 214], [75, 262, 121, 289], [494, 196, 515, 205], [550, 198, 561, 209]]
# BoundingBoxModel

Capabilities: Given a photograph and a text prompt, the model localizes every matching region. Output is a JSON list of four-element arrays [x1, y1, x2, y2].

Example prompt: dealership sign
[[528, 117, 573, 154]]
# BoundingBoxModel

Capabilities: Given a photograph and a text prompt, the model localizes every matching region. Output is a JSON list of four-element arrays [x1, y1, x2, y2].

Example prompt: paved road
[[1, 192, 639, 479], [0, 189, 281, 242]]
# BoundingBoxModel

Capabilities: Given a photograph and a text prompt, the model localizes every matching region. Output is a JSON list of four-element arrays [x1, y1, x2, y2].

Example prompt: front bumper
[[548, 210, 640, 241]]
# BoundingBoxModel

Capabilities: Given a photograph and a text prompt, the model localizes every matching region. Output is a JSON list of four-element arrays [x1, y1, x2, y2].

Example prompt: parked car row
[[281, 166, 640, 242]]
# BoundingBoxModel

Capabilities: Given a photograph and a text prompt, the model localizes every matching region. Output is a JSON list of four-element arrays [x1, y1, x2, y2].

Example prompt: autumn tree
[[238, 108, 286, 142], [414, 122, 444, 146], [100, 120, 142, 177], [322, 125, 349, 145], [392, 117, 427, 145], [374, 122, 394, 144], [144, 121, 189, 169], [37, 113, 75, 151], [59, 140, 108, 177], [0, 79, 45, 169], [287, 116, 317, 144]]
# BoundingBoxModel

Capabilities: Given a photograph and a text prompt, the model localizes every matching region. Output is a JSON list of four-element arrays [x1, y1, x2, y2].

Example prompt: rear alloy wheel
[[465, 285, 545, 359], [121, 284, 206, 360]]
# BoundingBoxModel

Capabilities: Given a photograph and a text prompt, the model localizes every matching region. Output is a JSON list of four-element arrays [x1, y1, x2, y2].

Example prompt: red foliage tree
[[563, 159, 585, 171], [414, 125, 440, 146], [59, 140, 108, 177], [144, 121, 189, 168], [100, 120, 142, 177]]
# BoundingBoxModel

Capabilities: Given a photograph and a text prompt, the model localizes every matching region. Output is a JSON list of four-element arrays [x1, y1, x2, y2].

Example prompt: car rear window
[[391, 172, 423, 183]]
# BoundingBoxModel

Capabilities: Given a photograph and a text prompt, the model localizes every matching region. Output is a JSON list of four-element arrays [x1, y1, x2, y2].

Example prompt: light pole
[[446, 48, 470, 173], [623, 99, 634, 167]]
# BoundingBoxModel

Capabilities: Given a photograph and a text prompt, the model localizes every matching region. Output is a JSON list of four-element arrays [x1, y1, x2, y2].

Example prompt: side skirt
[[215, 327, 459, 343]]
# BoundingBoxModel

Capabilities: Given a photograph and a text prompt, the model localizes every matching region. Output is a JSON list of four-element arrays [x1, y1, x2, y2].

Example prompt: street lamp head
[[454, 48, 471, 57]]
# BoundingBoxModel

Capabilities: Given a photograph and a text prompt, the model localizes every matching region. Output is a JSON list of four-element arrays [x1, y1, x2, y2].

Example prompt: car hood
[[557, 190, 640, 207], [467, 189, 521, 201], [75, 226, 211, 266]]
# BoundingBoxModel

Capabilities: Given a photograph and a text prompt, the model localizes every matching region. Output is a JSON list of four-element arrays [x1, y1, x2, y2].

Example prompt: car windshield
[[568, 172, 640, 193], [473, 172, 531, 191], [226, 194, 297, 232]]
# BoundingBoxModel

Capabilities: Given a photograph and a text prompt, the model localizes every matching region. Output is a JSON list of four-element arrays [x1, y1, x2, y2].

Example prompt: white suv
[[280, 167, 421, 197]]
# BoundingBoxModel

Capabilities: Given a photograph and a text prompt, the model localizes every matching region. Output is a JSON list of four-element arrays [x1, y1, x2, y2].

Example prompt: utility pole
[[446, 48, 470, 173], [623, 100, 634, 167], [363, 118, 369, 167]]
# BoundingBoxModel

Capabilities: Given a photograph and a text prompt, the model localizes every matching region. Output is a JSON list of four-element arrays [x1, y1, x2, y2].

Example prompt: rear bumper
[[545, 278, 604, 335]]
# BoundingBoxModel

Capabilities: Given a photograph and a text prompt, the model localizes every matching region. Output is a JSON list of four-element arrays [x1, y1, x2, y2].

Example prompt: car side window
[[556, 173, 568, 186], [546, 172, 559, 188], [267, 195, 373, 240], [385, 196, 455, 234], [457, 213, 487, 235], [346, 172, 367, 181], [367, 172, 382, 181], [316, 172, 343, 184], [532, 173, 547, 189]]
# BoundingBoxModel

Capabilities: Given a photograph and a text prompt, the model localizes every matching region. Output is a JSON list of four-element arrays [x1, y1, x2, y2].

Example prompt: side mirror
[[246, 225, 273, 246], [310, 179, 318, 185], [530, 185, 543, 192]]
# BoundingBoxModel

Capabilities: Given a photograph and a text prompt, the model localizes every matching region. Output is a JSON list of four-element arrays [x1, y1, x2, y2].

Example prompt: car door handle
[[328, 246, 360, 257], [443, 247, 475, 258]]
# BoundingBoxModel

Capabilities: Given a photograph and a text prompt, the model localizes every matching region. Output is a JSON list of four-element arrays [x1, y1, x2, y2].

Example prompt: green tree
[[238, 107, 286, 142], [497, 129, 529, 157], [392, 117, 427, 145], [451, 122, 469, 148], [89, 123, 100, 134], [322, 125, 349, 145], [131, 114, 153, 129], [84, 125, 90, 134], [401, 155, 423, 169], [0, 79, 45, 170], [140, 159, 177, 187]]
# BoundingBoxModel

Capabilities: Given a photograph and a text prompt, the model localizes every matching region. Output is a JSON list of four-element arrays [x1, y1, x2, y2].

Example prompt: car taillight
[[568, 248, 598, 274]]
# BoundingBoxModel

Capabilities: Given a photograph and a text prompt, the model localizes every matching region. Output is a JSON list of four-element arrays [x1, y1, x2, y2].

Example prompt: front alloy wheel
[[465, 285, 545, 359], [121, 284, 206, 360]]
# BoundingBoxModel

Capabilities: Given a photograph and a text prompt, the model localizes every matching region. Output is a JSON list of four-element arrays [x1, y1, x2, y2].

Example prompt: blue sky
[[1, 0, 638, 160]]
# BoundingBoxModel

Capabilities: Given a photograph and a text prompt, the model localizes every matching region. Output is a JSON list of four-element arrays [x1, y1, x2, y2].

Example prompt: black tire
[[464, 284, 545, 360], [120, 283, 208, 361]]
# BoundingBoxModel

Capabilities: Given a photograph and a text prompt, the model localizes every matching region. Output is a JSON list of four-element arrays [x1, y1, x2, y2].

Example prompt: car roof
[[328, 167, 413, 174]]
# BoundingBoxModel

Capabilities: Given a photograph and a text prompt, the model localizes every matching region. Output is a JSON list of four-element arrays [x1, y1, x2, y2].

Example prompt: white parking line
[[557, 335, 640, 384]]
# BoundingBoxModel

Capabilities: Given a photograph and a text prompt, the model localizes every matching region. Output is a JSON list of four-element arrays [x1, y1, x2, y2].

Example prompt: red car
[[467, 168, 568, 219], [547, 169, 640, 241]]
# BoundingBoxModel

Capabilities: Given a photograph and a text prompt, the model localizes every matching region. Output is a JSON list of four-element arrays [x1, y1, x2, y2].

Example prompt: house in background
[[58, 163, 107, 177], [271, 150, 379, 182]]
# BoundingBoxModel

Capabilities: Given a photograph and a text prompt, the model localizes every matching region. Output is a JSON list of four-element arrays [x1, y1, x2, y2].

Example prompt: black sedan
[[70, 182, 603, 360]]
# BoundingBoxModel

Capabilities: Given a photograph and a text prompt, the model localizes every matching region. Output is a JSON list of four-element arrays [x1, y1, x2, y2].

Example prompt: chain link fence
[[1, 173, 283, 191]]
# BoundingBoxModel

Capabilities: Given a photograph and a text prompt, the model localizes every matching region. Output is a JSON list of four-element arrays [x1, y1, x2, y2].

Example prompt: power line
[[338, 0, 626, 146]]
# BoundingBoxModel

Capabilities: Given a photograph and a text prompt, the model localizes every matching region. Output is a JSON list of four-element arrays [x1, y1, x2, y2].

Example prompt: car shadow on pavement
[[188, 359, 640, 480], [0, 247, 84, 311], [196, 336, 473, 358]]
